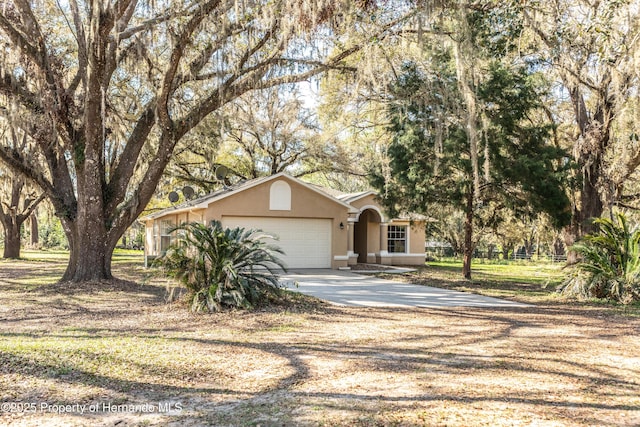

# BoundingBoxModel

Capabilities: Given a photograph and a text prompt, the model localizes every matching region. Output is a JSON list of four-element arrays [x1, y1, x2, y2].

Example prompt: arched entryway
[[353, 208, 382, 263]]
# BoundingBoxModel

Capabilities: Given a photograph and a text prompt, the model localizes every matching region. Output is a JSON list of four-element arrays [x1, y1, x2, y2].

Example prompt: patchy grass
[[390, 260, 572, 302], [388, 260, 640, 317], [0, 252, 639, 426], [18, 249, 70, 263]]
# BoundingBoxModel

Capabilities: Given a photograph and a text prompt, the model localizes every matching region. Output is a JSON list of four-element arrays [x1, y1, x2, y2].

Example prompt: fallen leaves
[[0, 256, 638, 426]]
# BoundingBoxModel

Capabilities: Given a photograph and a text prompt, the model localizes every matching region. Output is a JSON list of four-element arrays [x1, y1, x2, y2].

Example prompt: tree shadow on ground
[[2, 302, 638, 426]]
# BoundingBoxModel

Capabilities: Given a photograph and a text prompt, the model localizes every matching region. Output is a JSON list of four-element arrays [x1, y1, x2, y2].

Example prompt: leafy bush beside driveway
[[156, 221, 286, 312]]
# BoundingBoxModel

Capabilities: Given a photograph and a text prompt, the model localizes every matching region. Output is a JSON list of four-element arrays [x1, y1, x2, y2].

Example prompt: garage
[[221, 216, 332, 269]]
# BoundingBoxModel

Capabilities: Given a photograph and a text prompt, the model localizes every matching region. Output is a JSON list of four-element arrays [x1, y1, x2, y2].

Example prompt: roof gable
[[140, 172, 357, 221]]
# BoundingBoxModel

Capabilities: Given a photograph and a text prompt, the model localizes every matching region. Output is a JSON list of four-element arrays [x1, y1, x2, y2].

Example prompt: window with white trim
[[387, 225, 407, 254], [387, 225, 407, 253]]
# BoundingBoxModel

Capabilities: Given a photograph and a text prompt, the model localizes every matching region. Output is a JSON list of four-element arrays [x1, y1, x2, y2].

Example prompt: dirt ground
[[0, 258, 639, 426]]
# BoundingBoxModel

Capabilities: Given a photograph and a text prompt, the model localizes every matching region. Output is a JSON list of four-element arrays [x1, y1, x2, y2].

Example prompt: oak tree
[[0, 0, 389, 282], [523, 0, 640, 239], [0, 126, 44, 258]]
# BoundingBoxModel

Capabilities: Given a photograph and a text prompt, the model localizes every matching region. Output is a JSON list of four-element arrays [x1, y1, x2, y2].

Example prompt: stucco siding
[[141, 173, 422, 269], [350, 194, 386, 222], [409, 222, 426, 255], [204, 176, 349, 268], [205, 178, 348, 221]]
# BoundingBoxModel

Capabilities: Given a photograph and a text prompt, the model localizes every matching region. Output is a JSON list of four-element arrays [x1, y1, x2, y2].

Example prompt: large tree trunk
[[562, 131, 606, 264], [566, 83, 609, 242], [62, 235, 114, 282], [578, 160, 604, 235], [3, 223, 21, 259], [563, 172, 604, 264], [30, 213, 38, 246], [61, 243, 115, 282], [60, 200, 116, 282], [462, 188, 474, 280]]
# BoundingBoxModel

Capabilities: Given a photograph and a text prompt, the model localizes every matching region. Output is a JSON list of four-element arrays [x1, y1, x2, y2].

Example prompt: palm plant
[[562, 212, 640, 303], [156, 221, 286, 312]]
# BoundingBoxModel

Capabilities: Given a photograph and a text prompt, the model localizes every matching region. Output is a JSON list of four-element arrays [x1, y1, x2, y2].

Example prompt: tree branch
[[0, 14, 42, 65], [157, 0, 223, 129], [16, 191, 46, 224], [0, 72, 44, 113], [105, 104, 156, 214], [0, 144, 54, 198], [66, 0, 88, 96]]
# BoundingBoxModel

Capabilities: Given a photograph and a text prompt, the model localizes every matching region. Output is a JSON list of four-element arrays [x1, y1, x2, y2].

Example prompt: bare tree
[[222, 88, 319, 178], [167, 86, 347, 190]]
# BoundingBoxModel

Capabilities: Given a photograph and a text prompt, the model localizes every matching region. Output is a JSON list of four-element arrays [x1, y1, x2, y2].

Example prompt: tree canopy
[[0, 0, 401, 281], [1, 0, 640, 282], [365, 2, 572, 278]]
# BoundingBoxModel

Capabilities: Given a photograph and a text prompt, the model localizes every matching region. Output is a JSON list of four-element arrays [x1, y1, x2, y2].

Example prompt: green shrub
[[562, 212, 640, 304], [156, 221, 286, 312], [40, 218, 69, 250]]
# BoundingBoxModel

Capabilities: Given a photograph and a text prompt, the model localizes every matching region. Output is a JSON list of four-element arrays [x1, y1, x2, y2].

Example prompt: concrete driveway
[[280, 269, 529, 308]]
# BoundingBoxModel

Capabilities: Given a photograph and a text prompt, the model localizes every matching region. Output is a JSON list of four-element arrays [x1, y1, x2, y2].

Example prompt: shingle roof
[[139, 173, 359, 221], [139, 175, 267, 221], [336, 191, 376, 203]]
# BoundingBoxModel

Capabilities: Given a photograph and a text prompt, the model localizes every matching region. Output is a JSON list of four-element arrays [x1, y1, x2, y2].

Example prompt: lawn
[[0, 252, 639, 426], [390, 259, 568, 304]]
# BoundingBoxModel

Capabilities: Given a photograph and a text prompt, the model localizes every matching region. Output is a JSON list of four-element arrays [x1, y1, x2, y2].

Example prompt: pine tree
[[371, 11, 571, 279]]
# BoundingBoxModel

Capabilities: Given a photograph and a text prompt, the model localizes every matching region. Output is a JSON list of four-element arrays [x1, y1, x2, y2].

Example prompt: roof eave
[[342, 190, 377, 203], [141, 172, 355, 221], [139, 202, 209, 222]]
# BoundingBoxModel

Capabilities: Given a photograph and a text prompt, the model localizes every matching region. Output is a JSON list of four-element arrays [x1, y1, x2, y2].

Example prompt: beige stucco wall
[[349, 194, 387, 222], [409, 222, 426, 254], [366, 215, 381, 263], [203, 176, 350, 268], [385, 219, 426, 266], [348, 193, 426, 266], [143, 177, 424, 268], [144, 222, 154, 258]]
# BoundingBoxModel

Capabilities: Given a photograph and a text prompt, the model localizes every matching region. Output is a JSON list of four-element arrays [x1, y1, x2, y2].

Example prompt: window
[[387, 225, 407, 253], [159, 219, 174, 254], [160, 220, 174, 235]]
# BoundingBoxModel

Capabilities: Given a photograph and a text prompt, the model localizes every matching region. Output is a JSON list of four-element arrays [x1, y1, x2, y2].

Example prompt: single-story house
[[140, 173, 425, 269]]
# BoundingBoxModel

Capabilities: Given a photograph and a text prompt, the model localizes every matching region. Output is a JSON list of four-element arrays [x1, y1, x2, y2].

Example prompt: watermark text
[[1, 401, 182, 415]]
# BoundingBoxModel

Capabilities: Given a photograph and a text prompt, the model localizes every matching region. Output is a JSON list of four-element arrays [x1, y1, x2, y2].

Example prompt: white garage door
[[221, 217, 332, 269]]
